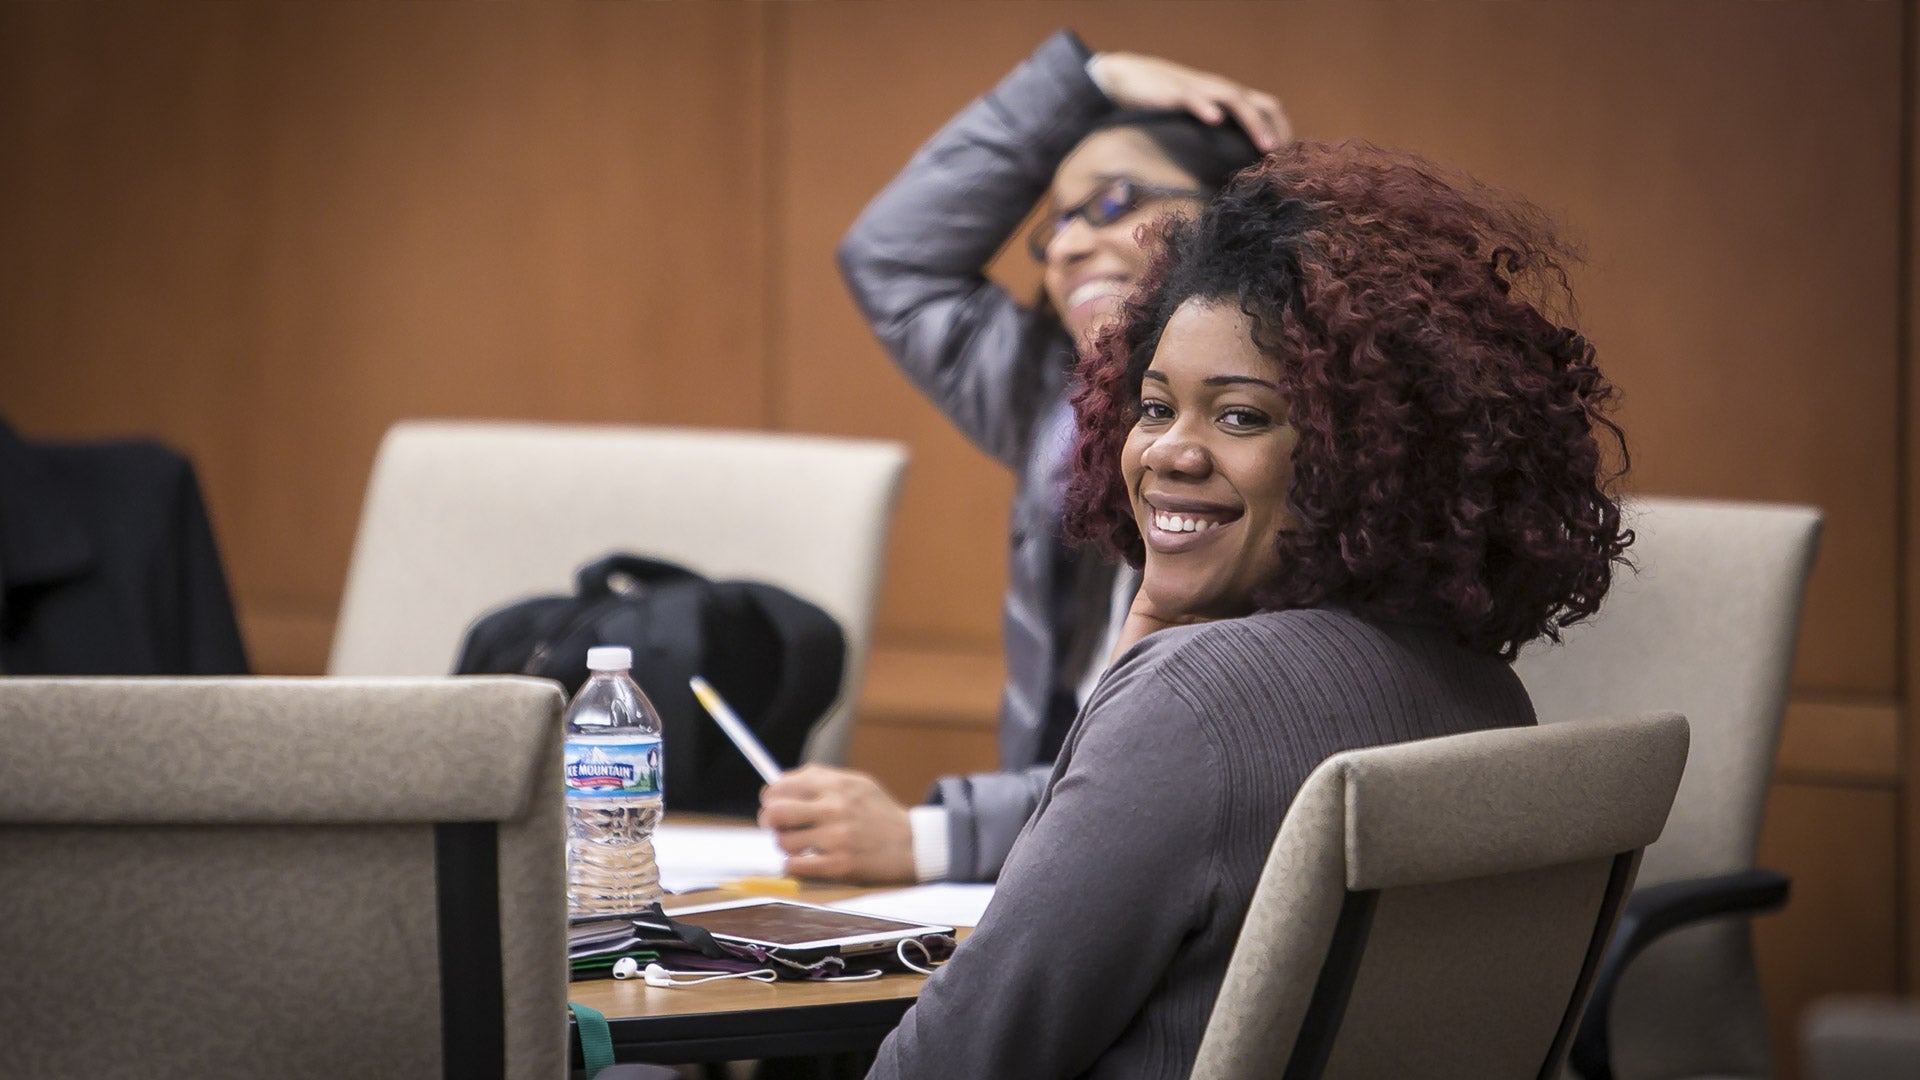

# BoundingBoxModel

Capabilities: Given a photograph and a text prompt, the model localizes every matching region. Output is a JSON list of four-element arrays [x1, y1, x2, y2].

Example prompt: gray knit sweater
[[867, 607, 1535, 1079]]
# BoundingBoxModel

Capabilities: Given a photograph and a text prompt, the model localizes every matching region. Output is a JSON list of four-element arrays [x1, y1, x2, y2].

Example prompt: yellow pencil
[[689, 675, 785, 785]]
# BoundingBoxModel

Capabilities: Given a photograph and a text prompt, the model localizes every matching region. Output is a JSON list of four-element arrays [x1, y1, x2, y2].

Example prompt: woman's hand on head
[[757, 764, 916, 884], [1087, 52, 1291, 152]]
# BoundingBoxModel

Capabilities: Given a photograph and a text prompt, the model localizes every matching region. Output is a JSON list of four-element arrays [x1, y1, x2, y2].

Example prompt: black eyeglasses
[[1026, 178, 1205, 262]]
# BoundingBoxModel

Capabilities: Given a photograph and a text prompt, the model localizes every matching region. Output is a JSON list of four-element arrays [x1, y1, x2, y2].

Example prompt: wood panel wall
[[0, 4, 1907, 1074]]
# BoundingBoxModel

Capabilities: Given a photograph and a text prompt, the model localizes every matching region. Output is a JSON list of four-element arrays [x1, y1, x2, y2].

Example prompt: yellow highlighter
[[716, 875, 803, 897]]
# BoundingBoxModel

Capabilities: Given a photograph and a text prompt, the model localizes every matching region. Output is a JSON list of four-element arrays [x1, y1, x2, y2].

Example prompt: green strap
[[570, 1000, 615, 1077]]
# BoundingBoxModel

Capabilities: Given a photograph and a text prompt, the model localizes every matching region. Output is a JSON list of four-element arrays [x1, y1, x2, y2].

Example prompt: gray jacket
[[869, 609, 1535, 1078], [836, 30, 1124, 881]]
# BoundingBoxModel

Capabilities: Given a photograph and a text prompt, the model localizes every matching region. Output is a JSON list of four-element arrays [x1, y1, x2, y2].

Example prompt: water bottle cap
[[585, 646, 633, 672]]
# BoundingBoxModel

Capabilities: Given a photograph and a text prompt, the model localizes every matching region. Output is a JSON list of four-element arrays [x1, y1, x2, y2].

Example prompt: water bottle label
[[564, 736, 663, 798]]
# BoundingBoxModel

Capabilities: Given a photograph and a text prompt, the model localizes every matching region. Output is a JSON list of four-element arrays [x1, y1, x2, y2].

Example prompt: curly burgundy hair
[[1065, 139, 1630, 659]]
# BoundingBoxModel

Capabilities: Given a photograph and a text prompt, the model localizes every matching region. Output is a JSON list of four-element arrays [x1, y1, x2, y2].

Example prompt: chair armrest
[[1568, 868, 1791, 1080]]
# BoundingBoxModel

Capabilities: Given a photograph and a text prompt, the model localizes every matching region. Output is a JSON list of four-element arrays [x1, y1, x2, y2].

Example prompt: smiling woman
[[1120, 301, 1300, 622], [867, 140, 1632, 1080], [1071, 138, 1629, 661]]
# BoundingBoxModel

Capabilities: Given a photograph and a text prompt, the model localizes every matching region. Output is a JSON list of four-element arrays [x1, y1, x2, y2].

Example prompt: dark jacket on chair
[[0, 418, 248, 675]]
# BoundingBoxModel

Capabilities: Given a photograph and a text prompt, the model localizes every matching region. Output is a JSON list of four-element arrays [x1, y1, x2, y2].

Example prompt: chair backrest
[[1192, 712, 1690, 1080], [327, 420, 908, 764], [1513, 496, 1821, 1078], [0, 676, 568, 1080]]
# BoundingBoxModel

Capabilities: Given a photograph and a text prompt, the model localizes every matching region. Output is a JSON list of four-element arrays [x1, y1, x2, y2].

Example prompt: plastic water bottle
[[563, 645, 664, 915]]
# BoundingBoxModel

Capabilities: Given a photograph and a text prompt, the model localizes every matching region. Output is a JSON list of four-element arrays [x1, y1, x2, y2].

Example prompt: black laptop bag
[[454, 553, 845, 814]]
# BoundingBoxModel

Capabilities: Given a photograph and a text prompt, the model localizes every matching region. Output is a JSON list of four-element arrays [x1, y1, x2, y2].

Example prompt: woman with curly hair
[[866, 140, 1631, 1080]]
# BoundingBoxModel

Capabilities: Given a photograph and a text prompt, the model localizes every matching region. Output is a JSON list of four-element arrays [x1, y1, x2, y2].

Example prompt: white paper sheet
[[828, 884, 997, 929], [652, 822, 785, 894]]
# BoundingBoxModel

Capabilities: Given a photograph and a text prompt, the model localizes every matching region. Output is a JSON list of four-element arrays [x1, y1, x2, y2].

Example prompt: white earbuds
[[609, 958, 778, 988]]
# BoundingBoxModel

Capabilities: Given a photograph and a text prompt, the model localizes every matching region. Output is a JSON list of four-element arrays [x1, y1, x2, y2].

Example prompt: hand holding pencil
[[691, 674, 917, 883], [756, 764, 918, 883]]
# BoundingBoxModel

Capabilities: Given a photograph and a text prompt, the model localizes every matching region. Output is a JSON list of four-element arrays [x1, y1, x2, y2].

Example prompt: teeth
[[1153, 512, 1221, 534], [1067, 279, 1127, 309]]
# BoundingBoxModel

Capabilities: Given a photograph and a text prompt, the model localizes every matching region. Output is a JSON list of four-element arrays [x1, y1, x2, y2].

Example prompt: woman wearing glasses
[[757, 31, 1287, 885]]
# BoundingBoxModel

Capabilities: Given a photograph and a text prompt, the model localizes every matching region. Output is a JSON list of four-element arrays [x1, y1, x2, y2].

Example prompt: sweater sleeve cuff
[[1056, 27, 1095, 67], [1084, 52, 1111, 99], [1027, 28, 1110, 123], [908, 805, 953, 883]]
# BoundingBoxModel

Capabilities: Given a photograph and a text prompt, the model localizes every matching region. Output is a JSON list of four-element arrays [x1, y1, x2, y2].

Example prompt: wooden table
[[567, 885, 952, 1065]]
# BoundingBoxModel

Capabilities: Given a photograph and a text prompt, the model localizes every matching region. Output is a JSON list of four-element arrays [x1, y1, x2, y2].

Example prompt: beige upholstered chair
[[1191, 712, 1690, 1080], [0, 675, 591, 1080], [1802, 997, 1920, 1080], [328, 420, 908, 766], [1513, 497, 1822, 1080]]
